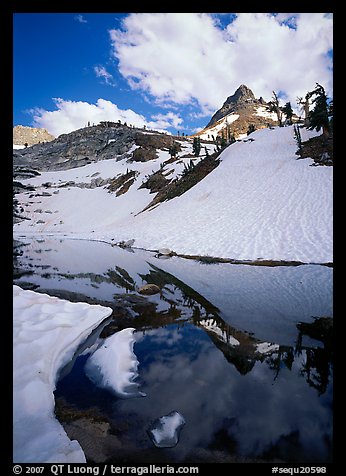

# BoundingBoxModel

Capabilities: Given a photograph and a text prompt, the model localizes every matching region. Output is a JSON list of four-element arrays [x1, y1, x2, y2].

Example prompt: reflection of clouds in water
[[229, 357, 332, 460], [135, 327, 184, 347], [119, 326, 332, 461]]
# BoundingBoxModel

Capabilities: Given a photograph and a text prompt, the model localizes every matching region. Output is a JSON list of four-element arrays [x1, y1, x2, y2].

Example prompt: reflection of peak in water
[[198, 317, 276, 375], [200, 317, 280, 355], [200, 318, 240, 346]]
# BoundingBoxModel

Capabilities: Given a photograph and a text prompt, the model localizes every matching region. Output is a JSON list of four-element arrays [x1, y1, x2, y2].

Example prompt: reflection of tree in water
[[300, 348, 331, 396], [267, 346, 294, 380], [296, 317, 333, 396], [13, 240, 35, 281], [107, 266, 136, 292]]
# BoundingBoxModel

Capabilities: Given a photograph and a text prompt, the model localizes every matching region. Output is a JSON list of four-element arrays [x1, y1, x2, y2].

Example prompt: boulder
[[94, 177, 104, 187], [158, 248, 173, 256], [138, 284, 161, 295]]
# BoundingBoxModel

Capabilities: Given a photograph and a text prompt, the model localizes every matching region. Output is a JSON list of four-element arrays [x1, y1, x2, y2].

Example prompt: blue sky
[[13, 13, 333, 137]]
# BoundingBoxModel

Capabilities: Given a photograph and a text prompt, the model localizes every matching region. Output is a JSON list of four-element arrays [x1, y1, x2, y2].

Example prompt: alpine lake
[[13, 237, 333, 464]]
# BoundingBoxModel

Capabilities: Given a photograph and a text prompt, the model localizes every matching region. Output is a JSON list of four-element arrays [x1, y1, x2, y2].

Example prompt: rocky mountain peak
[[206, 84, 260, 129], [225, 84, 256, 105]]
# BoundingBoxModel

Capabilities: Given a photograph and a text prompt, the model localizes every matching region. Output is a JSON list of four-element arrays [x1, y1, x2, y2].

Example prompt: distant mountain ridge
[[13, 125, 55, 146]]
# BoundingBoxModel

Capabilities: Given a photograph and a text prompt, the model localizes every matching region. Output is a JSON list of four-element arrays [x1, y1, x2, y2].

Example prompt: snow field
[[14, 126, 332, 263], [104, 126, 331, 263], [14, 139, 213, 233], [197, 113, 239, 140]]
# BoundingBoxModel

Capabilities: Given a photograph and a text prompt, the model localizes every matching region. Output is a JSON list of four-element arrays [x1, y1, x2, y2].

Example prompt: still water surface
[[13, 237, 333, 463]]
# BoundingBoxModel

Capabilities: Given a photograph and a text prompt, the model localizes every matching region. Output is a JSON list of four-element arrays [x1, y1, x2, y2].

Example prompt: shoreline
[[13, 232, 333, 268]]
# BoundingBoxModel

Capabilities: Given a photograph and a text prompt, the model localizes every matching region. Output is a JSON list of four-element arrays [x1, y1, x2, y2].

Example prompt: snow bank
[[13, 285, 112, 463], [85, 328, 146, 398], [255, 106, 278, 121]]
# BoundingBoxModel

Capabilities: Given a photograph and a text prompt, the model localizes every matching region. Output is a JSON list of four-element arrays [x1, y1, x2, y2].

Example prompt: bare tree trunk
[[304, 101, 310, 127], [322, 125, 330, 140]]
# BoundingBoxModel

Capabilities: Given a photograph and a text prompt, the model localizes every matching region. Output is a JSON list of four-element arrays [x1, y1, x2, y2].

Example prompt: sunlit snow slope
[[14, 126, 332, 263], [102, 126, 332, 263]]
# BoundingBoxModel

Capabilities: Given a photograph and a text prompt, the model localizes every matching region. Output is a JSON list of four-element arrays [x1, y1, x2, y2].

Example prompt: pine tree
[[328, 100, 333, 134], [169, 142, 179, 158], [282, 102, 294, 125], [220, 134, 227, 148], [307, 83, 332, 140], [192, 137, 201, 157]]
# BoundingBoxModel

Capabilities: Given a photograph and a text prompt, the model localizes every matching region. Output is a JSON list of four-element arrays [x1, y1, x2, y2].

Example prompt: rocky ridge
[[13, 124, 178, 173], [13, 125, 55, 146]]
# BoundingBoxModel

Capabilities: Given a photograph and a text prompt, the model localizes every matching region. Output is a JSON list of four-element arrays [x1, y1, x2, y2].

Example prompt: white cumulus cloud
[[30, 98, 182, 136], [149, 112, 183, 130], [109, 13, 333, 114]]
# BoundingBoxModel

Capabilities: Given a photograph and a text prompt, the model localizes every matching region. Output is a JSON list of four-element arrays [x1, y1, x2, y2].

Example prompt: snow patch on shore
[[13, 285, 112, 463]]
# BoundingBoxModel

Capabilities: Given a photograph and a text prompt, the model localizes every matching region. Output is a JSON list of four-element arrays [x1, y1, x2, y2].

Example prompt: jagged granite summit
[[206, 84, 261, 128], [196, 84, 277, 140]]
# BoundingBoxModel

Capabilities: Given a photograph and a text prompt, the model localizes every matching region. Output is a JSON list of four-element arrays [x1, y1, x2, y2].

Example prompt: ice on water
[[148, 411, 186, 448], [84, 328, 146, 398]]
